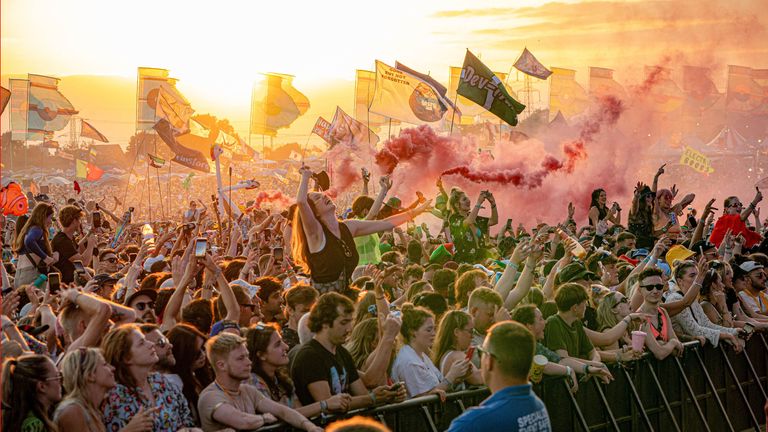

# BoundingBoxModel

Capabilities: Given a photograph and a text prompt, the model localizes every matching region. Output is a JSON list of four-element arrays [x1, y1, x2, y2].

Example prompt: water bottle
[[32, 273, 48, 288]]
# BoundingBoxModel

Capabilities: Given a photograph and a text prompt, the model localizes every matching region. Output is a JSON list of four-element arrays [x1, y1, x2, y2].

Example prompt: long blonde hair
[[432, 310, 471, 366], [291, 196, 322, 274], [59, 348, 107, 432], [13, 202, 53, 254], [344, 318, 380, 370]]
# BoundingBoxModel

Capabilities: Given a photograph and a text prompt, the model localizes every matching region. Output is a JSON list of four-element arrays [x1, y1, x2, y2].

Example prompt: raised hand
[[655, 164, 666, 177]]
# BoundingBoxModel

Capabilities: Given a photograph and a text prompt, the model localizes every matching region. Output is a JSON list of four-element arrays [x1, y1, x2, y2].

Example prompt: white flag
[[369, 60, 450, 125]]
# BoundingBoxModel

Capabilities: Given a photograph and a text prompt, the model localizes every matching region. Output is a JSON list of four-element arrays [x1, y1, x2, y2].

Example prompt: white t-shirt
[[391, 344, 444, 398]]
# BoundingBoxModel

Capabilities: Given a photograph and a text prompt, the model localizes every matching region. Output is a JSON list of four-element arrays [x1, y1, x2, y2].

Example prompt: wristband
[[583, 364, 589, 375], [368, 390, 377, 405], [319, 400, 328, 414], [565, 366, 572, 378]]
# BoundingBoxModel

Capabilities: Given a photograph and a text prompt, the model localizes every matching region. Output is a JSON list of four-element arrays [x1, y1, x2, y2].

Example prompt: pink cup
[[631, 331, 646, 351]]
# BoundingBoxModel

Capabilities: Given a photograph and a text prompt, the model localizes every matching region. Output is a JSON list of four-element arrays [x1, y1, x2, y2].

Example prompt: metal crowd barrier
[[257, 335, 768, 431]]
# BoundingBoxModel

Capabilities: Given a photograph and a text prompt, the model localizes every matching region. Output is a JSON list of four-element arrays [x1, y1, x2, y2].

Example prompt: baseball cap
[[666, 245, 695, 266], [385, 197, 403, 210], [210, 320, 241, 337], [629, 249, 650, 259], [125, 289, 158, 306], [739, 261, 764, 274], [556, 262, 599, 285], [93, 273, 120, 285]]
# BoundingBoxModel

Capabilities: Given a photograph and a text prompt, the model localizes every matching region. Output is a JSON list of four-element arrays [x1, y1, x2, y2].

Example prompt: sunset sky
[[2, 0, 766, 146]]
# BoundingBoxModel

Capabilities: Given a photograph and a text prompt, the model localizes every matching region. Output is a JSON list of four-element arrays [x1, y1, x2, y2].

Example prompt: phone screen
[[272, 247, 283, 261], [194, 238, 207, 257], [48, 272, 61, 294], [73, 261, 86, 274]]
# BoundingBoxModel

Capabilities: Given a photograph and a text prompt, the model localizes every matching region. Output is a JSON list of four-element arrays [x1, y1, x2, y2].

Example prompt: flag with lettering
[[312, 116, 332, 144], [457, 50, 525, 126], [154, 119, 211, 173], [680, 146, 714, 174]]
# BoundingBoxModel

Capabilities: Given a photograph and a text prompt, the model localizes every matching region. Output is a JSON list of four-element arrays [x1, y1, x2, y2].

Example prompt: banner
[[726, 65, 764, 113], [642, 66, 684, 113], [9, 79, 29, 141], [680, 146, 714, 174], [0, 86, 9, 115], [312, 116, 332, 144], [589, 67, 626, 101], [329, 106, 379, 150], [513, 48, 552, 80], [156, 83, 194, 132], [27, 74, 78, 137], [154, 119, 210, 172], [80, 119, 109, 142], [682, 66, 721, 113], [369, 60, 451, 125], [137, 67, 170, 131], [395, 62, 459, 114], [355, 70, 387, 130], [751, 69, 768, 115], [549, 67, 589, 121], [457, 50, 525, 127], [250, 73, 310, 137]]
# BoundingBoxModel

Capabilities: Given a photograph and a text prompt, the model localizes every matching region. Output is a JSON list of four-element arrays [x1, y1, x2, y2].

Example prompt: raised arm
[[742, 188, 763, 222], [652, 164, 665, 194], [365, 176, 391, 220], [296, 166, 324, 253], [502, 244, 542, 310], [345, 200, 432, 237], [203, 254, 239, 323]]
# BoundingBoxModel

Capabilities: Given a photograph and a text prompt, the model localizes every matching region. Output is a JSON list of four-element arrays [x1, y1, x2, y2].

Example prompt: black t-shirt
[[51, 232, 77, 283], [290, 339, 360, 405], [282, 327, 300, 352]]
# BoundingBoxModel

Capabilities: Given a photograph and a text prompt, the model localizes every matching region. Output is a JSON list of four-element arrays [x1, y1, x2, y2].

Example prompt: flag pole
[[146, 161, 152, 223], [156, 165, 165, 220], [167, 161, 172, 219], [449, 93, 459, 136]]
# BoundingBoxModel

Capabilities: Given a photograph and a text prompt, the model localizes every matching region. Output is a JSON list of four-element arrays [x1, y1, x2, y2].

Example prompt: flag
[[642, 66, 684, 113], [726, 65, 764, 113], [369, 60, 455, 125], [355, 70, 387, 130], [396, 62, 460, 115], [682, 66, 721, 112], [154, 119, 210, 172], [89, 147, 97, 159], [589, 67, 626, 101], [80, 119, 109, 142], [457, 50, 525, 127], [9, 79, 29, 141], [549, 67, 589, 121], [86, 162, 104, 181], [751, 69, 768, 115], [73, 180, 81, 194], [250, 73, 310, 137], [312, 117, 333, 144], [76, 159, 104, 181], [156, 83, 194, 132], [137, 67, 171, 131], [148, 154, 166, 168], [680, 146, 714, 174], [328, 106, 379, 150], [182, 172, 195, 189], [513, 48, 552, 80], [27, 74, 78, 137], [76, 159, 88, 178], [0, 86, 10, 115], [449, 66, 482, 123]]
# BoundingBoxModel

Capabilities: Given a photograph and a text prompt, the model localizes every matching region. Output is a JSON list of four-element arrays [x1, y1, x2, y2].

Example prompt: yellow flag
[[75, 159, 88, 178], [679, 146, 714, 174]]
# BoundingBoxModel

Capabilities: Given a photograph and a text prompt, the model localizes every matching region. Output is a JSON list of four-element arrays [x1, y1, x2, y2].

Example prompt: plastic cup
[[631, 331, 647, 351], [529, 354, 548, 383]]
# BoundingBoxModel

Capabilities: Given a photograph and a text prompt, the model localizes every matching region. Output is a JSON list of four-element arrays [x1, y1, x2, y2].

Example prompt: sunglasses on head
[[641, 284, 664, 292], [135, 301, 155, 311]]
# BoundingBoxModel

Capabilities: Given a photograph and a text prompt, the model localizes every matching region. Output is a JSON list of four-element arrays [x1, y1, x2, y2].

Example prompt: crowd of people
[[3, 160, 768, 432]]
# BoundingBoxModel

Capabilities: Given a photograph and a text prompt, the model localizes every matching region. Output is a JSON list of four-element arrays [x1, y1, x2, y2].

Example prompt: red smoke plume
[[252, 190, 291, 209], [442, 95, 624, 187]]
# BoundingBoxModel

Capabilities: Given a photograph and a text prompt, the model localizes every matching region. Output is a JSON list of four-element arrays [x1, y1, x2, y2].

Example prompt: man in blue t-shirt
[[448, 321, 551, 432]]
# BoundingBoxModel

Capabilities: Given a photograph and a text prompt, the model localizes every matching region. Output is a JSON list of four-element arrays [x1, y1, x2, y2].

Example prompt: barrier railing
[[258, 335, 768, 431]]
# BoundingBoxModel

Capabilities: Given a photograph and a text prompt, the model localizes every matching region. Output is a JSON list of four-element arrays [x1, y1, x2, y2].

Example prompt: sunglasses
[[641, 284, 664, 292], [135, 301, 155, 311], [475, 345, 496, 359]]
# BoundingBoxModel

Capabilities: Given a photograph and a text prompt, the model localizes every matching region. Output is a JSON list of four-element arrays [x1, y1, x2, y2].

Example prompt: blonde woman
[[431, 310, 483, 389], [54, 347, 154, 432]]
